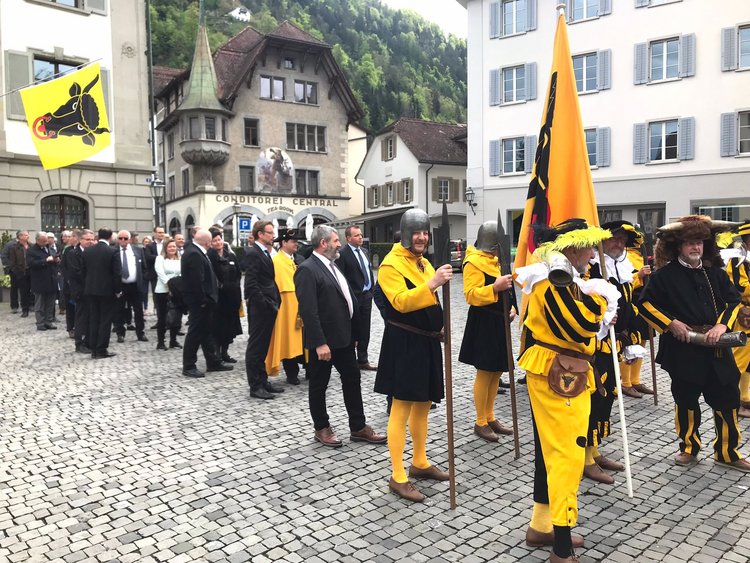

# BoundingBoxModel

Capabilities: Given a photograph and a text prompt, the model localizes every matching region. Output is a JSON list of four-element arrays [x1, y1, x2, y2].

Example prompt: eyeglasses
[[118, 237, 129, 240], [263, 230, 274, 235]]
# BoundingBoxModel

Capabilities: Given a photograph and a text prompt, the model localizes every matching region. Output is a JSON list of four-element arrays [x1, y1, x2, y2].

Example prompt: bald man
[[181, 229, 232, 378]]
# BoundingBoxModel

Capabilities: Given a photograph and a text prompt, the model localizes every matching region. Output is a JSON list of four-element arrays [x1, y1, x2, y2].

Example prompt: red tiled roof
[[380, 118, 467, 165], [266, 20, 328, 46], [153, 65, 187, 95]]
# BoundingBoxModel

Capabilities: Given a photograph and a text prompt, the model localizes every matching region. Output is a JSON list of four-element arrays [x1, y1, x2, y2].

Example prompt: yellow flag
[[20, 63, 110, 170], [513, 13, 599, 272]]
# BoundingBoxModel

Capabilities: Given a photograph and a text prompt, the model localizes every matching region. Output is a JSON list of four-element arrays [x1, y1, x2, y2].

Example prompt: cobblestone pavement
[[1, 275, 749, 563]]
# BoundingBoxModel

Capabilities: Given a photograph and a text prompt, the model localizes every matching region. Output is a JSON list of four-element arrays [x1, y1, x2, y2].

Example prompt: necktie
[[330, 261, 354, 317], [354, 247, 370, 291], [121, 247, 130, 279]]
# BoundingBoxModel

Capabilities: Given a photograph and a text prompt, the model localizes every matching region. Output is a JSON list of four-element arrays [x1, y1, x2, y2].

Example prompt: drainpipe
[[424, 163, 434, 217]]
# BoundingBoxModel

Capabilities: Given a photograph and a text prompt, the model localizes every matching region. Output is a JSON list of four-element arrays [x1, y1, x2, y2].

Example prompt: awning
[[329, 206, 413, 228]]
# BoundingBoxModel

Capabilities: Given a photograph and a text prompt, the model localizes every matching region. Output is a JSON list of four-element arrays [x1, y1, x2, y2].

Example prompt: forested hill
[[150, 0, 467, 131]]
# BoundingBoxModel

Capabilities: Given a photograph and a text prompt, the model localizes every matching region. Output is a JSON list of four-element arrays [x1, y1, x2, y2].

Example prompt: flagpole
[[597, 244, 634, 498]]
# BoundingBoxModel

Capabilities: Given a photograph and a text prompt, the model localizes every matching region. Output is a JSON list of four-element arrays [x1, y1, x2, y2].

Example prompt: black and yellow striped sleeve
[[542, 285, 603, 344], [639, 299, 674, 333]]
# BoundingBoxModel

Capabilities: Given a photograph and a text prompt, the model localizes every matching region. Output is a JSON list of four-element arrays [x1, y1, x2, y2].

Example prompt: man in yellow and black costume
[[515, 218, 619, 563], [724, 220, 750, 418], [639, 215, 750, 472]]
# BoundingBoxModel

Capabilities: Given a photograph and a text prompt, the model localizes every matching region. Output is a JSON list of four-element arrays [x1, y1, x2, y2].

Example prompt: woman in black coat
[[208, 229, 242, 363]]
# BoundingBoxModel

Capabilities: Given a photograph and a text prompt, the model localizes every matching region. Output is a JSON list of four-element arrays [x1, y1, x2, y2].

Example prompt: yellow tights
[[474, 369, 501, 426], [530, 502, 553, 533], [741, 372, 750, 404], [387, 399, 432, 483]]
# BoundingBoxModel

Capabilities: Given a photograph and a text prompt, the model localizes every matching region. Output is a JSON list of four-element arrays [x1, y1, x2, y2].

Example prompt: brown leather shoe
[[674, 451, 698, 466], [550, 553, 580, 563], [594, 455, 625, 472], [739, 406, 750, 419], [488, 419, 514, 436], [621, 386, 643, 398], [583, 463, 614, 484], [358, 362, 378, 371], [474, 423, 499, 443], [525, 527, 584, 548], [633, 383, 654, 395], [742, 401, 750, 410], [314, 426, 343, 448], [350, 424, 387, 444], [388, 477, 425, 502], [715, 458, 750, 473], [408, 464, 450, 481]]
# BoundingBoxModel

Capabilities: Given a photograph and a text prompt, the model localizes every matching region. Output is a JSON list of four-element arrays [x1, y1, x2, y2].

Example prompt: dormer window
[[284, 57, 295, 70]]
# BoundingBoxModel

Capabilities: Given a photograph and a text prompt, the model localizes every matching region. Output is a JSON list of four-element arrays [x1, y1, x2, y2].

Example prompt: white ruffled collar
[[590, 252, 634, 284]]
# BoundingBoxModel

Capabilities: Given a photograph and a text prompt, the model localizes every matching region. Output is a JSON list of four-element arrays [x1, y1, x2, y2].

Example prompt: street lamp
[[465, 186, 477, 215], [148, 177, 166, 226], [232, 201, 242, 247]]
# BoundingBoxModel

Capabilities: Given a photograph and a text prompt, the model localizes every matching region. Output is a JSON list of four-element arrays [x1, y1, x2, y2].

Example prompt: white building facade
[[461, 0, 750, 248]]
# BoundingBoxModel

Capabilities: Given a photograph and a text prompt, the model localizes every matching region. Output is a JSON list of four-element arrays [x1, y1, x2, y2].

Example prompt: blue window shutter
[[633, 123, 648, 164], [678, 117, 695, 161], [597, 49, 611, 91], [525, 62, 537, 100], [597, 127, 611, 167], [678, 33, 696, 78], [524, 135, 537, 173], [721, 27, 738, 72], [634, 43, 648, 85], [527, 0, 537, 32], [489, 140, 500, 176], [720, 112, 738, 157], [635, 0, 650, 7], [490, 69, 501, 105], [490, 2, 501, 39], [599, 0, 612, 16]]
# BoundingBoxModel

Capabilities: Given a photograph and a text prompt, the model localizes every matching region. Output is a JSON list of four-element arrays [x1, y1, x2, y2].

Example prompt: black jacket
[[83, 241, 122, 297], [294, 253, 359, 350], [243, 244, 281, 312], [27, 244, 58, 294], [181, 242, 218, 307], [65, 245, 86, 299], [335, 244, 373, 298], [117, 245, 147, 292]]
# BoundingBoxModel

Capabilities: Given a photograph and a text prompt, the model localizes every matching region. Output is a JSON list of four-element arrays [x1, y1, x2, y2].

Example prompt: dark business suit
[[114, 245, 147, 338], [244, 244, 281, 391], [27, 243, 58, 328], [66, 245, 89, 348], [181, 242, 221, 370], [336, 243, 374, 366], [83, 240, 122, 356], [295, 253, 366, 432]]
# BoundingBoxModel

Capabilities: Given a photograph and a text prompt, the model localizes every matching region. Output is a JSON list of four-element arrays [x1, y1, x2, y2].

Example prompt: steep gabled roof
[[153, 65, 187, 95], [378, 118, 467, 165], [266, 20, 328, 46]]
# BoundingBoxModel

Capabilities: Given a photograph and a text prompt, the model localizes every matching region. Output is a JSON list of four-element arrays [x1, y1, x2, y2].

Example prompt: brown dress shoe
[[550, 553, 580, 563], [525, 527, 584, 548], [488, 419, 514, 436], [633, 383, 654, 395], [314, 426, 343, 448], [474, 423, 499, 442], [594, 455, 625, 472], [742, 401, 750, 410], [358, 362, 378, 371], [715, 458, 750, 473], [674, 451, 698, 466], [621, 386, 643, 398], [408, 464, 450, 481], [739, 406, 750, 419], [350, 424, 387, 444], [583, 463, 615, 485], [388, 478, 425, 502]]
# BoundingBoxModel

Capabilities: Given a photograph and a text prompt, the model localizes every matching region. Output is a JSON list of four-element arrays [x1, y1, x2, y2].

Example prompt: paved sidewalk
[[1, 276, 749, 562]]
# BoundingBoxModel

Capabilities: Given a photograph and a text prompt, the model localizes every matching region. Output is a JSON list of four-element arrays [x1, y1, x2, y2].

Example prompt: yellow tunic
[[727, 257, 750, 376], [265, 251, 303, 376]]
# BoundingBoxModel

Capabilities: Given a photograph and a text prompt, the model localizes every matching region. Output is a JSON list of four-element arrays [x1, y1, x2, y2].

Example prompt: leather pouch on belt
[[738, 306, 750, 330], [547, 354, 589, 398]]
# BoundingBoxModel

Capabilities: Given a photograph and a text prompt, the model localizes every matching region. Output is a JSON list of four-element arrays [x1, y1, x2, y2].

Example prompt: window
[[569, 0, 598, 22], [40, 195, 88, 234], [502, 0, 527, 36], [168, 175, 175, 201], [585, 128, 597, 166], [650, 38, 679, 81], [740, 111, 750, 154], [294, 80, 318, 104], [371, 186, 380, 208], [503, 65, 525, 102], [573, 53, 597, 93], [284, 58, 295, 70], [741, 26, 750, 69], [189, 116, 201, 139], [33, 58, 76, 83], [286, 123, 326, 152], [295, 170, 319, 196], [503, 137, 525, 173], [205, 117, 216, 140], [437, 179, 450, 202], [50, 0, 80, 6], [260, 76, 285, 100], [382, 136, 396, 160], [239, 166, 255, 193], [182, 168, 190, 196], [649, 120, 678, 161], [167, 133, 174, 160], [386, 183, 394, 205], [697, 206, 738, 222], [598, 209, 622, 224], [402, 179, 411, 203], [244, 118, 259, 146]]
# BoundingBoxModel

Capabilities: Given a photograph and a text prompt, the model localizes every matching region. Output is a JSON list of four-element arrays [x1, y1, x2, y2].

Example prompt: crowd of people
[[3, 211, 750, 563]]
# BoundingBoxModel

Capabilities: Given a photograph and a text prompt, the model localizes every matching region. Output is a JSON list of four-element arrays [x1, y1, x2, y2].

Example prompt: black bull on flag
[[31, 75, 109, 146]]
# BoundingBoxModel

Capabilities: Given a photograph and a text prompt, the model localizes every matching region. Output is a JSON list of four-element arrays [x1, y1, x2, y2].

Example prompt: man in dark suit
[[113, 230, 148, 343], [295, 225, 386, 448], [336, 225, 377, 370], [244, 220, 283, 399], [83, 228, 121, 358], [181, 229, 232, 378], [27, 232, 59, 331], [67, 229, 95, 353]]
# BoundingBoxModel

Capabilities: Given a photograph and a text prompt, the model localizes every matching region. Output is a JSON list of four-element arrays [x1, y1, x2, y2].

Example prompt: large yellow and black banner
[[20, 63, 110, 170]]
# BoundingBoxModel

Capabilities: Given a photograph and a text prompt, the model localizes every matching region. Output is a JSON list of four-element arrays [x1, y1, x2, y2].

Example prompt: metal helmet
[[475, 220, 499, 253], [400, 209, 430, 249]]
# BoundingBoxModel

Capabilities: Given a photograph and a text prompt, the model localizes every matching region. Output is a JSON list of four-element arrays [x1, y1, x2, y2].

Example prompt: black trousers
[[307, 343, 366, 432], [154, 292, 177, 343], [88, 296, 115, 354], [588, 351, 616, 447], [183, 301, 220, 370], [245, 302, 277, 391], [355, 291, 373, 364], [12, 272, 32, 312], [115, 282, 144, 336], [64, 290, 75, 332], [283, 356, 305, 379], [74, 296, 89, 346], [9, 270, 19, 310], [670, 375, 742, 463]]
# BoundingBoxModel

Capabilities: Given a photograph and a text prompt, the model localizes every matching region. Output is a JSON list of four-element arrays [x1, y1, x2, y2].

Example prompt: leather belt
[[387, 320, 443, 342], [534, 341, 605, 396]]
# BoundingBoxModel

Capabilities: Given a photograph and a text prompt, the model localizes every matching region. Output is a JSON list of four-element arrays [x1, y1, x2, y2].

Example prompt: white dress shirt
[[120, 245, 137, 284], [314, 251, 354, 318]]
